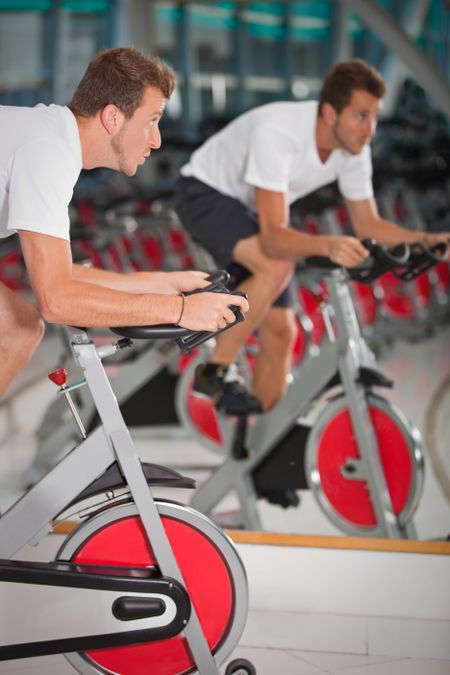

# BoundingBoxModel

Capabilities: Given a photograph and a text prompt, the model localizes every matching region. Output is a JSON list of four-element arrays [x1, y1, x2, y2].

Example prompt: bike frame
[[190, 269, 423, 538], [0, 326, 226, 674]]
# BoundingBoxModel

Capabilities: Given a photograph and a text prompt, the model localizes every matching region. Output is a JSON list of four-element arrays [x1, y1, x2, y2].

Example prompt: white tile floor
[[2, 648, 450, 675], [1, 324, 450, 674]]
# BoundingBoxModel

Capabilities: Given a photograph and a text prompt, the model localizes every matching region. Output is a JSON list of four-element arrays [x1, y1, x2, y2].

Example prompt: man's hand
[[162, 270, 210, 293], [326, 236, 370, 267], [178, 292, 249, 332], [422, 232, 450, 248]]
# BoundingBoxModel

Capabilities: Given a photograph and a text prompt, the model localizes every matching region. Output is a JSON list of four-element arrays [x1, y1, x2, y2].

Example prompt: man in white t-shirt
[[0, 47, 249, 396], [175, 58, 450, 413]]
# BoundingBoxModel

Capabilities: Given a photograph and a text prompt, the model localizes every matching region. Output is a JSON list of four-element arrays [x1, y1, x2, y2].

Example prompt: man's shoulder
[[336, 144, 372, 168], [10, 105, 80, 173], [1, 102, 67, 122], [250, 99, 317, 120]]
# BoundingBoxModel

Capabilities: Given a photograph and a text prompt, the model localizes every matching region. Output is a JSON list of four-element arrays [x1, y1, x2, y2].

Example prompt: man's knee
[[232, 236, 293, 289], [12, 305, 45, 357], [259, 310, 297, 356], [26, 312, 45, 349]]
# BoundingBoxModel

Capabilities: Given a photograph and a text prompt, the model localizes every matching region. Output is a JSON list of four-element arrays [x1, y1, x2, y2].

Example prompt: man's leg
[[0, 282, 45, 396], [175, 178, 294, 413], [251, 306, 297, 411], [194, 236, 293, 414], [210, 235, 294, 366]]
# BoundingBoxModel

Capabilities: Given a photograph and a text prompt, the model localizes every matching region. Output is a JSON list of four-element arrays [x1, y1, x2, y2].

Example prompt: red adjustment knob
[[48, 368, 67, 387]]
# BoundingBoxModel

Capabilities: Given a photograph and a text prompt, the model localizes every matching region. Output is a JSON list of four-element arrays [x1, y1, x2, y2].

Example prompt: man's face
[[331, 89, 381, 155], [111, 86, 166, 176]]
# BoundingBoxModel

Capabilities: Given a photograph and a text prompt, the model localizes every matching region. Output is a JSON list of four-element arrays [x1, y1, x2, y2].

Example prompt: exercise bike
[[0, 273, 255, 675], [176, 241, 448, 537]]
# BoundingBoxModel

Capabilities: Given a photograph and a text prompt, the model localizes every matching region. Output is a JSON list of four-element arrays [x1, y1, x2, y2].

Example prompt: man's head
[[318, 59, 386, 155], [68, 47, 176, 175]]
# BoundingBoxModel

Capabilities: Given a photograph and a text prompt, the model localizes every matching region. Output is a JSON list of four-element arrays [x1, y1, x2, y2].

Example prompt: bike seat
[[66, 461, 196, 511]]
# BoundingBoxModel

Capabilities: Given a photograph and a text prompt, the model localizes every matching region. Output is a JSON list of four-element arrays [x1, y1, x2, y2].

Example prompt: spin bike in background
[[176, 241, 448, 537], [0, 273, 255, 675], [28, 196, 199, 481]]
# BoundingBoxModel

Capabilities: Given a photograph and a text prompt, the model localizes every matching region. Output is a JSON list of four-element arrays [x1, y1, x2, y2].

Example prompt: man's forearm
[[72, 264, 168, 293], [260, 228, 331, 260], [37, 275, 181, 327], [353, 216, 425, 246]]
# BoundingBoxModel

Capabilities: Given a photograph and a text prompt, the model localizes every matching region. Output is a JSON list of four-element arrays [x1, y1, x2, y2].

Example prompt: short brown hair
[[318, 58, 386, 115], [68, 47, 176, 119]]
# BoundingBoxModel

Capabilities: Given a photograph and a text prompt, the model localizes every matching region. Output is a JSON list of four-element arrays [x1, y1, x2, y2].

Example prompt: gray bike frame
[[32, 331, 180, 475], [190, 269, 422, 538], [0, 327, 223, 675]]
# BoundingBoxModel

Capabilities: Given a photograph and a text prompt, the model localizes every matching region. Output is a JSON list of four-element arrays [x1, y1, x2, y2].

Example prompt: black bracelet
[[175, 292, 185, 326]]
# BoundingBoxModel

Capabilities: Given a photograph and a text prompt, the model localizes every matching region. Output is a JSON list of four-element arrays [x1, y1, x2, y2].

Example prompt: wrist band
[[175, 292, 185, 326]]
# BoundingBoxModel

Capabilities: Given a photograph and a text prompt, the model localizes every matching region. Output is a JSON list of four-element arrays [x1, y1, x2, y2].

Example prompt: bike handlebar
[[304, 238, 448, 284], [110, 270, 246, 354], [304, 239, 410, 283], [392, 241, 449, 281]]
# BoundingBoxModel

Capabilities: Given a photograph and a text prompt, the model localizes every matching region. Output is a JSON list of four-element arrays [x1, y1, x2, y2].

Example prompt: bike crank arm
[[0, 560, 190, 660]]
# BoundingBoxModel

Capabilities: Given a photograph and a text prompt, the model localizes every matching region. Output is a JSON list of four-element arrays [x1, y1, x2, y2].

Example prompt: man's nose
[[367, 117, 377, 138], [151, 126, 161, 149]]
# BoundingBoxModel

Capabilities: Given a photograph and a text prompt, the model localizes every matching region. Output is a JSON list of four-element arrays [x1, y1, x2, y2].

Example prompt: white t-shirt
[[181, 101, 373, 212], [0, 104, 82, 241]]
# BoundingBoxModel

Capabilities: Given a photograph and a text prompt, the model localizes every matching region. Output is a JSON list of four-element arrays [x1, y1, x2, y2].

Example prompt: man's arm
[[72, 264, 210, 294], [256, 188, 369, 267], [346, 197, 450, 246], [19, 231, 248, 331]]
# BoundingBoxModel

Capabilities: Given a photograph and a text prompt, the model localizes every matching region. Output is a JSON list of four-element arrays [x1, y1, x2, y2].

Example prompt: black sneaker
[[257, 489, 300, 509], [193, 363, 262, 416]]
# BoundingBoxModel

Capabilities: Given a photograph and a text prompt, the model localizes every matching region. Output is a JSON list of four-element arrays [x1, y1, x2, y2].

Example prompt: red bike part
[[184, 316, 307, 447], [73, 514, 234, 675], [351, 282, 378, 327], [298, 286, 327, 345], [378, 272, 415, 319], [436, 261, 450, 292], [292, 317, 307, 366], [177, 349, 224, 447], [316, 405, 412, 527], [142, 235, 164, 270], [414, 273, 432, 308], [187, 388, 224, 446], [0, 250, 27, 291]]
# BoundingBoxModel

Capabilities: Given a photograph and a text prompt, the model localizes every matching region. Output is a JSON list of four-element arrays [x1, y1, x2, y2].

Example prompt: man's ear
[[321, 102, 338, 127], [100, 104, 122, 134]]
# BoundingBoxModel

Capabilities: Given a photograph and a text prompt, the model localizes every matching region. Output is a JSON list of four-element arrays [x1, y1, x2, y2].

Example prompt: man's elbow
[[259, 232, 279, 258], [36, 292, 65, 324]]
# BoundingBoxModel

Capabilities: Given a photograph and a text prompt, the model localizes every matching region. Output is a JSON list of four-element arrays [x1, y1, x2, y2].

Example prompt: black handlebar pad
[[392, 241, 449, 281], [304, 239, 410, 284], [111, 270, 246, 354], [185, 270, 231, 295]]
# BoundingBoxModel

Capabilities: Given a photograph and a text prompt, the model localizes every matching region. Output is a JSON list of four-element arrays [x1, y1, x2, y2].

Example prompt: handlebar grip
[[381, 243, 410, 265], [393, 240, 449, 281], [184, 270, 231, 296], [176, 300, 246, 354], [427, 241, 449, 261], [304, 256, 338, 270], [111, 273, 246, 353], [111, 324, 190, 340], [348, 240, 411, 283], [362, 238, 410, 264]]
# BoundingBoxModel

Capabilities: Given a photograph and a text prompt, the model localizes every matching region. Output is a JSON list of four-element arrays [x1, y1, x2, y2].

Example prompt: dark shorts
[[174, 175, 295, 308]]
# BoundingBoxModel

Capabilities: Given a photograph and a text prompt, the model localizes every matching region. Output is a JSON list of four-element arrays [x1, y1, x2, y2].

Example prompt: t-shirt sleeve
[[243, 124, 295, 193], [337, 145, 374, 201], [7, 138, 74, 241]]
